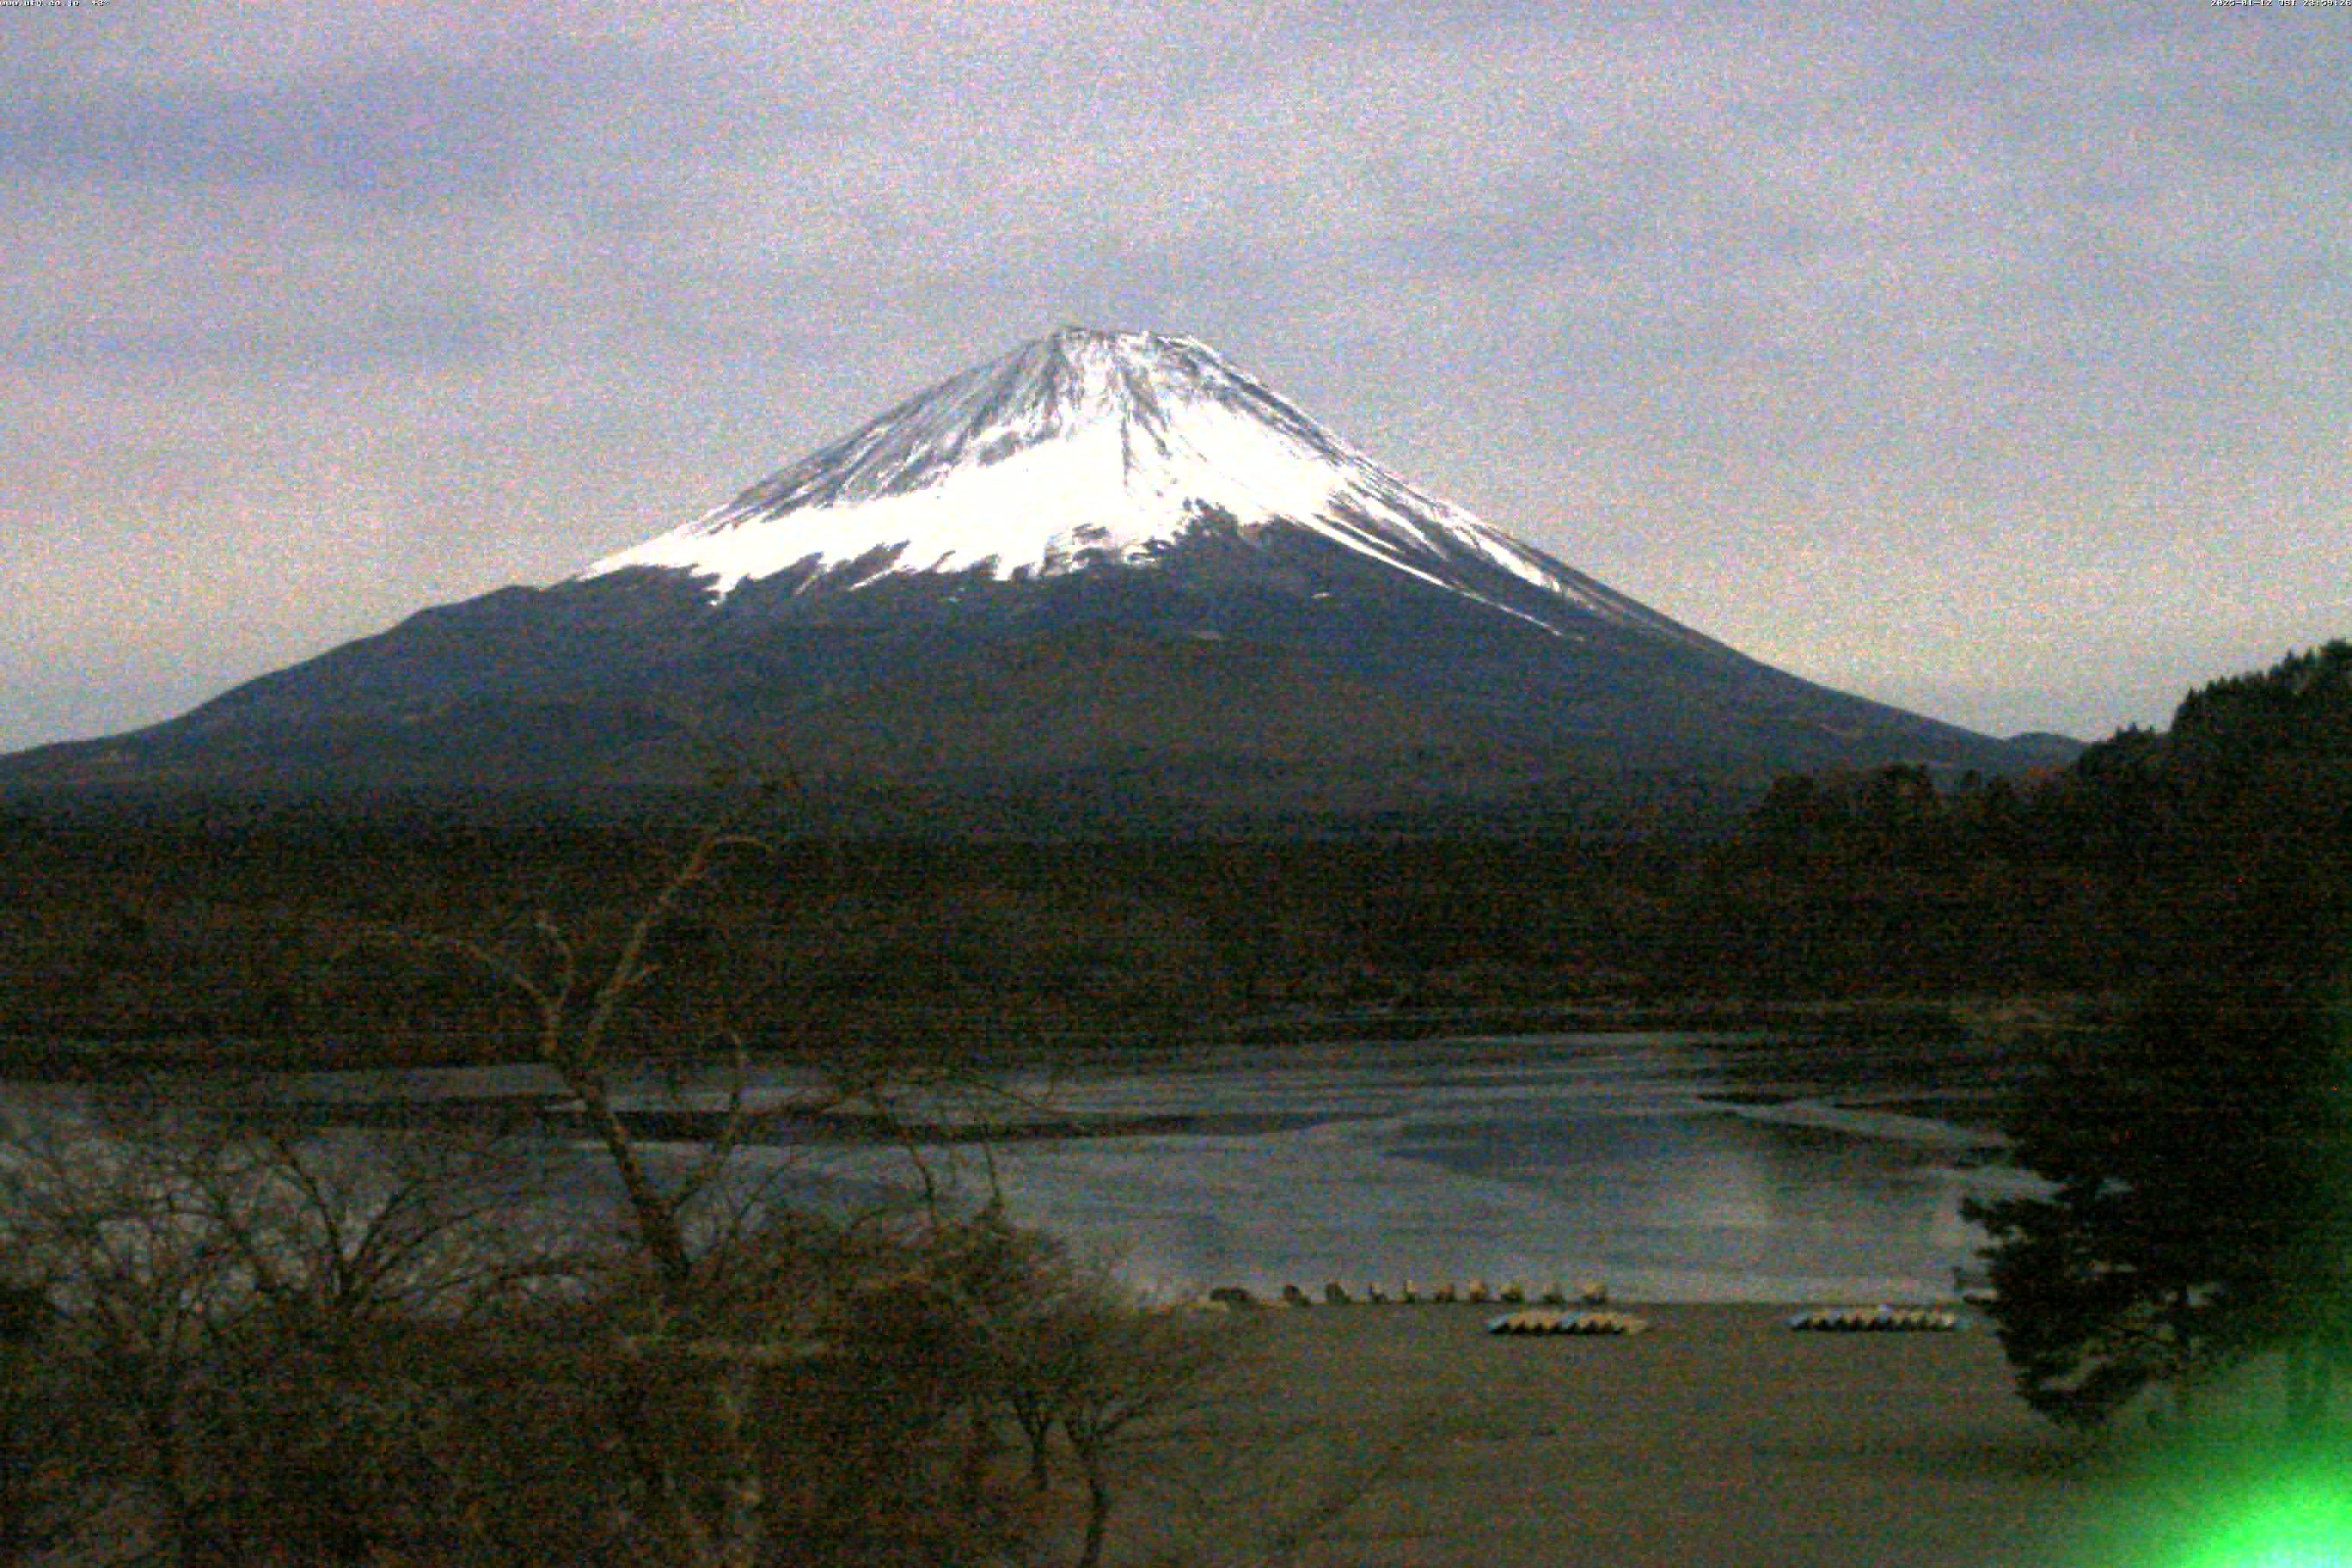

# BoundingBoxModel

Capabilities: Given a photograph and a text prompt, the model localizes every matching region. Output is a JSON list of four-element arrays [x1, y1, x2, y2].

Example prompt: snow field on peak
[[584, 371, 1481, 599], [577, 327, 1710, 651]]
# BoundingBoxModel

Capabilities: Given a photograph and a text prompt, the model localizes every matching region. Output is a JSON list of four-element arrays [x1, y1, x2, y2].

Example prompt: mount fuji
[[0, 328, 2064, 826]]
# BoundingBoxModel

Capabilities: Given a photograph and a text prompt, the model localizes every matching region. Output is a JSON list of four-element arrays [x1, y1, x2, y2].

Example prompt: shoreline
[[0, 989, 2105, 1083]]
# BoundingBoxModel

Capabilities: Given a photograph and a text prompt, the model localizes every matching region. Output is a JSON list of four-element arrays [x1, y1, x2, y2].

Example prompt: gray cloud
[[0, 63, 532, 203], [3, 0, 2347, 752]]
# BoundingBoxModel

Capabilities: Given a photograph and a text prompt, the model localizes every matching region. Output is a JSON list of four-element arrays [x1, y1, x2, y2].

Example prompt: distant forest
[[2, 642, 2346, 1076]]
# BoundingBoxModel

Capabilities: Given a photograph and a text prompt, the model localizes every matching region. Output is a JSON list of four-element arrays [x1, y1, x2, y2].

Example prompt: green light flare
[[2089, 1454, 2352, 1568], [2186, 1478, 2352, 1566]]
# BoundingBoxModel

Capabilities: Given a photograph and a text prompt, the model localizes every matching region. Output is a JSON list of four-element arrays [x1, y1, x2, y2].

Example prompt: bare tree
[[296, 786, 1219, 1567], [342, 795, 1054, 1567], [0, 1083, 559, 1564], [992, 1279, 1230, 1568]]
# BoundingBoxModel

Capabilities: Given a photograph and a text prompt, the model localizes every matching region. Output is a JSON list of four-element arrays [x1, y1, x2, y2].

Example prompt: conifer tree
[[1967, 923, 2351, 1429]]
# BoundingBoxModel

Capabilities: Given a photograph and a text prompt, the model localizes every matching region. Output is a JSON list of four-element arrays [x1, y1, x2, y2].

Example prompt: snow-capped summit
[[582, 327, 1706, 648]]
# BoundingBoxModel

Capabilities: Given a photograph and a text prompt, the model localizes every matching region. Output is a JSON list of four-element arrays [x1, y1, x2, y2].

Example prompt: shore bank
[[1102, 1302, 2111, 1567]]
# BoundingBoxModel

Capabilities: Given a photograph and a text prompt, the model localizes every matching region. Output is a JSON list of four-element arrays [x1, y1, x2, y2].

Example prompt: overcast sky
[[4, 0, 2347, 755]]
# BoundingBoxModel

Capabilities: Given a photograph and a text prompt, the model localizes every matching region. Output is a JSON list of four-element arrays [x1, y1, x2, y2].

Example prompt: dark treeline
[[1948, 643, 2352, 1432], [0, 806, 2112, 1076], [5, 641, 2347, 1075], [1752, 639, 2352, 956]]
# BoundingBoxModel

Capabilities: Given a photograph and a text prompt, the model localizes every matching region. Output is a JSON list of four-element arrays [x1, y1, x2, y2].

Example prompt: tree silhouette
[[1967, 933, 2351, 1429]]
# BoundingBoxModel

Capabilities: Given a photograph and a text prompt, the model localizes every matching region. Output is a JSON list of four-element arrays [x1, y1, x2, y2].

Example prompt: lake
[[610, 1029, 2035, 1305], [41, 1029, 2032, 1305]]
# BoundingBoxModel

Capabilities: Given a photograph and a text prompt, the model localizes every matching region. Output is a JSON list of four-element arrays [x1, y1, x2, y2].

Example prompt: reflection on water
[[724, 1032, 2024, 1304]]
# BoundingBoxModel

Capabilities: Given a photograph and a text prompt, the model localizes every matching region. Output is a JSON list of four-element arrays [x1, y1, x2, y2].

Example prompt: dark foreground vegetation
[[0, 641, 2346, 1563], [0, 815, 1233, 1567], [0, 1083, 1228, 1566]]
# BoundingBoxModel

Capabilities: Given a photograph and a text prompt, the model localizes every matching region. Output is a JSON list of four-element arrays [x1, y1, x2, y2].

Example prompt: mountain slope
[[0, 327, 2066, 822]]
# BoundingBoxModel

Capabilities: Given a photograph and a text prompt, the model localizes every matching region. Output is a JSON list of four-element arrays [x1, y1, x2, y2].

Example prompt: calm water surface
[[709, 1031, 2029, 1304], [62, 1031, 2026, 1305]]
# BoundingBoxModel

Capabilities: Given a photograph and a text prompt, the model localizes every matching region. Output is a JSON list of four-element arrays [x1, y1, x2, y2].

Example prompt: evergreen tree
[[1966, 930, 2352, 1430]]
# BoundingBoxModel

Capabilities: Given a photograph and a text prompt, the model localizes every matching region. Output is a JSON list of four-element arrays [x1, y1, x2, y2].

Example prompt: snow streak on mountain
[[583, 327, 1710, 649]]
